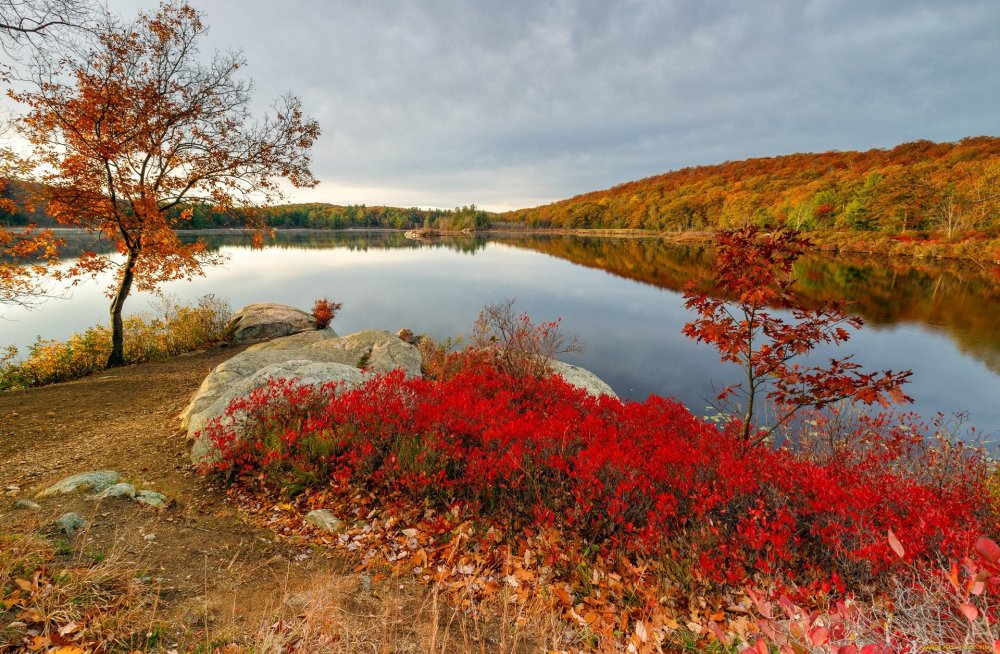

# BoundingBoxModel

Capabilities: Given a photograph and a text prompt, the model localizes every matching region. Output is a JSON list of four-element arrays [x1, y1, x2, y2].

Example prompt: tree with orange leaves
[[12, 2, 319, 366], [0, 1, 96, 312]]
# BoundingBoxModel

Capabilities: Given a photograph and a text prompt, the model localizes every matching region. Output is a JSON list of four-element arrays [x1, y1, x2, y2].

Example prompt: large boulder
[[183, 329, 423, 465], [183, 325, 621, 466], [549, 361, 618, 400], [188, 360, 366, 465], [225, 303, 319, 343]]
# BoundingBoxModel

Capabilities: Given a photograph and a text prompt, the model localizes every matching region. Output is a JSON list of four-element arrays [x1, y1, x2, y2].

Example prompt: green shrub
[[0, 294, 231, 390]]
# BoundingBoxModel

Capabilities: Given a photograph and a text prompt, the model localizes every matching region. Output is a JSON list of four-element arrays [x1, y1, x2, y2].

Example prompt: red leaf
[[809, 626, 830, 646], [960, 602, 979, 622], [976, 537, 1000, 565]]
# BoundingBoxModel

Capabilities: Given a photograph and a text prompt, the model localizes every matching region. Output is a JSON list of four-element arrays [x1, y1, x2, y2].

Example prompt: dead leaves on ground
[[0, 537, 156, 654], [224, 482, 759, 653]]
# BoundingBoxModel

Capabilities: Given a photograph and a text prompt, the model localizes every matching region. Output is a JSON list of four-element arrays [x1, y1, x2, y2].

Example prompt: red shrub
[[200, 358, 993, 591], [311, 297, 342, 329]]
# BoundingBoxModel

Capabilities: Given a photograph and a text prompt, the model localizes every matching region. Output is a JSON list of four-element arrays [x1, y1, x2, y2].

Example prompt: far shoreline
[[23, 225, 1000, 268]]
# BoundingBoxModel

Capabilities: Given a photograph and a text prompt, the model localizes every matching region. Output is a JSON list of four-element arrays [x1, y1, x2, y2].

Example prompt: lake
[[3, 230, 999, 437]]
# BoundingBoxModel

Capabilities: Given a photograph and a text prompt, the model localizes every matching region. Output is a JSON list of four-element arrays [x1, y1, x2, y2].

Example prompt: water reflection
[[2, 230, 998, 434], [501, 235, 1000, 376]]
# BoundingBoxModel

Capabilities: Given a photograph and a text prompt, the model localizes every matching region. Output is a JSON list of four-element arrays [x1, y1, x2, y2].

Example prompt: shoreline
[[24, 225, 1000, 268]]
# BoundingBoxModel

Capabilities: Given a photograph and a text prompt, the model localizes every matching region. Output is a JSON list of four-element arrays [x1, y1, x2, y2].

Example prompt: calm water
[[3, 230, 999, 436]]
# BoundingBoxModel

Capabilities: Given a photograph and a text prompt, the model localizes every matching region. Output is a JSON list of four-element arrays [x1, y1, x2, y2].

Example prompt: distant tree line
[[502, 137, 1000, 237], [0, 189, 494, 232]]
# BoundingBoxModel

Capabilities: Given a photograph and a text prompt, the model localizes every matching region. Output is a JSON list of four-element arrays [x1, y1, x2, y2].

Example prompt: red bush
[[200, 358, 993, 591], [311, 297, 342, 329]]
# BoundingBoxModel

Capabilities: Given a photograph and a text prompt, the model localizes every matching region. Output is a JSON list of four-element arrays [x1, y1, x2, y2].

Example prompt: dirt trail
[[0, 346, 360, 647]]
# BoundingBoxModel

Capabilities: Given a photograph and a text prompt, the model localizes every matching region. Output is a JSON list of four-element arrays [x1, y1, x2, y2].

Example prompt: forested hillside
[[503, 137, 1000, 236]]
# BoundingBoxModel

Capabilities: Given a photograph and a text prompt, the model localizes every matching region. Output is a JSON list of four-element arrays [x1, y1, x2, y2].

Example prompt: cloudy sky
[[54, 1, 1000, 209]]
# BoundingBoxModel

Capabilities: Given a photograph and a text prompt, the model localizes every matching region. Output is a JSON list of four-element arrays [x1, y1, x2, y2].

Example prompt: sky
[[20, 1, 1000, 210]]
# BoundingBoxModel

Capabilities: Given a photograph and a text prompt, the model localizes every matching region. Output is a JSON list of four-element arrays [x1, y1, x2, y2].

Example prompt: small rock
[[13, 499, 40, 511], [135, 490, 168, 508], [88, 482, 137, 501], [144, 533, 157, 542], [304, 509, 344, 533], [396, 328, 415, 344], [55, 512, 88, 535], [36, 471, 121, 498]]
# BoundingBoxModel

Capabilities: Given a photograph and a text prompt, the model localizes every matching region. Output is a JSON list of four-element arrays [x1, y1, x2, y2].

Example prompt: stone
[[88, 482, 136, 501], [188, 361, 366, 465], [304, 509, 344, 533], [13, 499, 40, 511], [55, 512, 87, 535], [136, 490, 168, 508], [182, 329, 423, 465], [36, 471, 121, 498], [549, 361, 619, 399], [180, 329, 419, 431], [224, 303, 319, 343], [396, 328, 415, 344]]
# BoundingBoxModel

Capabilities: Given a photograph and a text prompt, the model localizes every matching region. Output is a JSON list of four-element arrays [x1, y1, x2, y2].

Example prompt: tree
[[13, 2, 320, 366], [682, 226, 912, 444], [0, 0, 92, 41], [0, 0, 96, 311]]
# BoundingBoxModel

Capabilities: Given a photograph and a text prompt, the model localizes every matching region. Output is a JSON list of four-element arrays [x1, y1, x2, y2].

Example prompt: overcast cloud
[[61, 1, 1000, 209]]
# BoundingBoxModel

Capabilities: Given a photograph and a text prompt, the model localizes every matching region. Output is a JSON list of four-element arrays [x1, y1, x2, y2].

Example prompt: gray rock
[[182, 329, 423, 465], [244, 328, 339, 352], [304, 509, 344, 533], [36, 471, 121, 498], [88, 482, 137, 501], [225, 303, 318, 343], [135, 490, 168, 508], [13, 499, 40, 511], [549, 361, 619, 399], [188, 361, 366, 466], [55, 512, 87, 534]]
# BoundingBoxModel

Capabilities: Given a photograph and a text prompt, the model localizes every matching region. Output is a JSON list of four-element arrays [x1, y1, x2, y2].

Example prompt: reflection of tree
[[502, 235, 1000, 376], [45, 229, 490, 259]]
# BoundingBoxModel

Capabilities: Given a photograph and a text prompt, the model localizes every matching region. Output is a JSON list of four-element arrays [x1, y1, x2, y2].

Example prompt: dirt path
[[0, 346, 551, 653], [0, 346, 363, 648]]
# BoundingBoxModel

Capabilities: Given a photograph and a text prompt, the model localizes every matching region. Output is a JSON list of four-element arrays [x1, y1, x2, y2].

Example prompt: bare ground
[[0, 346, 520, 652]]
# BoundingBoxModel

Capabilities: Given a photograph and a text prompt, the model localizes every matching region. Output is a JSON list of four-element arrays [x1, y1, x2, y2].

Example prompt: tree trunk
[[106, 250, 137, 368]]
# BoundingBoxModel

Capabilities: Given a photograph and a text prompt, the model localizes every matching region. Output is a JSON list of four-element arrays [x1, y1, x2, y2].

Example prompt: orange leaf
[[552, 585, 572, 606], [887, 529, 905, 558]]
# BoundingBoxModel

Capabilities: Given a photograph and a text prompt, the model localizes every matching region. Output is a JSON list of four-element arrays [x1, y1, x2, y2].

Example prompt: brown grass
[[0, 527, 165, 652]]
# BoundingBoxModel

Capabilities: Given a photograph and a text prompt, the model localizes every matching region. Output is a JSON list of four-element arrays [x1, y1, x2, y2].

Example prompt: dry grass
[[211, 572, 570, 653], [0, 527, 165, 652]]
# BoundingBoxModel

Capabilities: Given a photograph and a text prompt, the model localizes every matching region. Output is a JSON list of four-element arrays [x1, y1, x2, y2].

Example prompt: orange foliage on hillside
[[503, 138, 1000, 236]]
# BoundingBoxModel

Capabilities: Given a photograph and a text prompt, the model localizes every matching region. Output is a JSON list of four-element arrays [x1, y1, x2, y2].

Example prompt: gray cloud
[[66, 0, 1000, 208]]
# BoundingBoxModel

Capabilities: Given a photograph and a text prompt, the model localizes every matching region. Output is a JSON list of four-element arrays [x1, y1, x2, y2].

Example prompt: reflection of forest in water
[[47, 229, 1000, 375], [501, 235, 1000, 376], [50, 229, 489, 257]]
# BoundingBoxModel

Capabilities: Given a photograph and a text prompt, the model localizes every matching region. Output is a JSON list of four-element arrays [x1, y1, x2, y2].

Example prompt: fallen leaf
[[887, 529, 905, 559]]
